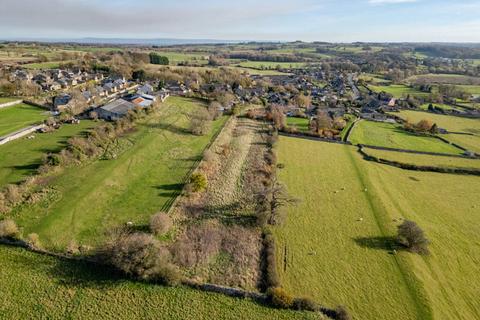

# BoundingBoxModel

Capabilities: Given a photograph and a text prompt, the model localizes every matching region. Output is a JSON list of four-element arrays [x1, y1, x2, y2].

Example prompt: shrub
[[264, 152, 277, 166], [335, 305, 352, 320], [89, 111, 99, 120], [266, 132, 278, 148], [149, 212, 173, 235], [0, 192, 8, 214], [203, 149, 215, 163], [4, 184, 23, 205], [397, 220, 430, 254], [333, 117, 347, 130], [292, 297, 318, 312], [171, 221, 222, 267], [189, 109, 212, 136], [208, 101, 222, 120], [97, 231, 181, 284], [282, 125, 298, 134], [26, 233, 41, 248], [67, 240, 80, 255], [231, 105, 241, 116], [189, 173, 208, 192], [263, 232, 280, 288], [0, 219, 19, 238], [43, 153, 62, 166], [415, 119, 434, 132], [246, 109, 257, 119], [267, 287, 294, 309]]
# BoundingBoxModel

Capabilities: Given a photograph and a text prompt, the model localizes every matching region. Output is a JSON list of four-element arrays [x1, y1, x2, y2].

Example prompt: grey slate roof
[[100, 99, 135, 115]]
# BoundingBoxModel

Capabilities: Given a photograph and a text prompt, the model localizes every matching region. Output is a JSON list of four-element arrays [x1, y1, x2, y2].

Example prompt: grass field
[[230, 66, 290, 76], [144, 64, 289, 77], [237, 61, 306, 69], [286, 117, 309, 132], [419, 103, 457, 111], [0, 121, 96, 187], [23, 61, 73, 69], [9, 97, 227, 250], [362, 147, 480, 170], [394, 111, 480, 154], [368, 84, 428, 98], [332, 46, 384, 53], [0, 246, 320, 320], [455, 102, 480, 110], [457, 85, 480, 96], [349, 120, 462, 154], [0, 97, 20, 104], [151, 51, 208, 65], [264, 48, 331, 59], [468, 59, 480, 66], [358, 73, 391, 84], [0, 103, 48, 137], [274, 136, 480, 320], [407, 74, 480, 86]]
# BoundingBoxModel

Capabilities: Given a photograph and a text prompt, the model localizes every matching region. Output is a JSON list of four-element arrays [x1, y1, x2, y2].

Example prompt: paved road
[[348, 73, 361, 100]]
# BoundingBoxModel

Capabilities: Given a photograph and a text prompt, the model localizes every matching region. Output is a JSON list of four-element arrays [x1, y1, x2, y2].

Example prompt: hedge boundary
[[359, 147, 480, 176]]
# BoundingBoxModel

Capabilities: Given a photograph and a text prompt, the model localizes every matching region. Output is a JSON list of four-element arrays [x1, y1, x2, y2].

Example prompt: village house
[[53, 94, 72, 111], [137, 84, 154, 95], [10, 69, 32, 82], [166, 81, 190, 95]]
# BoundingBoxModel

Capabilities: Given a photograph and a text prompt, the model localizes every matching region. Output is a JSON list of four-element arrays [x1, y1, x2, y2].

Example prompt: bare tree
[[187, 109, 212, 136], [256, 176, 299, 225], [397, 220, 430, 255], [295, 93, 312, 109]]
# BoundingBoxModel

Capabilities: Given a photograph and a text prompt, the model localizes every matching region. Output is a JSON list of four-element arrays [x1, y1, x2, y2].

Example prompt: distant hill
[[0, 37, 244, 46]]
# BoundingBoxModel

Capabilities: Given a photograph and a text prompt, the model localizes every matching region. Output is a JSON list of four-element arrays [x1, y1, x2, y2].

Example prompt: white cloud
[[0, 0, 324, 39]]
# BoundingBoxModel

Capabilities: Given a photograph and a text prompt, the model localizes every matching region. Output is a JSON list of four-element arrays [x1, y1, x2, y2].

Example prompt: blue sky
[[1, 0, 480, 42]]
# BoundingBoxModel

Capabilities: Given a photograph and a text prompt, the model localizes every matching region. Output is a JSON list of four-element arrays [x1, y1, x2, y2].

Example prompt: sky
[[1, 0, 480, 42]]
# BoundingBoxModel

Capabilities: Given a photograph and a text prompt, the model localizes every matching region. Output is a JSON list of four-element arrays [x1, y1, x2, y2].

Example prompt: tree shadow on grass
[[13, 247, 334, 315], [45, 256, 124, 288], [353, 236, 403, 252], [129, 224, 150, 233], [184, 202, 257, 227], [154, 183, 184, 198], [181, 156, 202, 162], [11, 163, 39, 171]]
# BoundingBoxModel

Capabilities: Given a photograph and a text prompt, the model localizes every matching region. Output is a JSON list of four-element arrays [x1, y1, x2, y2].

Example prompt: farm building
[[97, 99, 136, 121]]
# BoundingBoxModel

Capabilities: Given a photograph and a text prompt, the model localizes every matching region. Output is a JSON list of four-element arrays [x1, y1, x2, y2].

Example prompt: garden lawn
[[0, 103, 48, 137], [0, 246, 321, 320], [286, 117, 309, 132], [349, 120, 462, 154], [274, 137, 480, 320], [10, 97, 227, 251], [0, 121, 96, 187], [394, 110, 480, 154]]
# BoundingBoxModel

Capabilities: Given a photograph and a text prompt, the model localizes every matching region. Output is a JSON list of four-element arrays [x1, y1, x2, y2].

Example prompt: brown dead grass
[[169, 116, 270, 290]]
